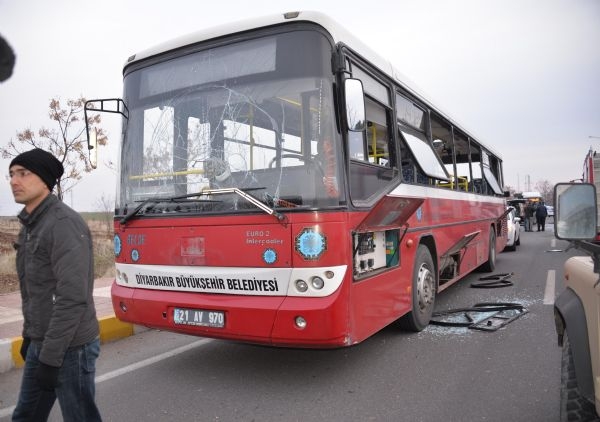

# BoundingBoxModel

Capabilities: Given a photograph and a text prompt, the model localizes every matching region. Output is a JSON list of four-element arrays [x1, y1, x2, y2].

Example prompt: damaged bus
[[85, 11, 507, 347]]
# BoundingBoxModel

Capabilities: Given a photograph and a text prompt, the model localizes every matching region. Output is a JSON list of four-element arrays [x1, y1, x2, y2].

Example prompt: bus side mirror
[[83, 98, 129, 170], [88, 127, 98, 169], [554, 182, 597, 240], [344, 78, 365, 132]]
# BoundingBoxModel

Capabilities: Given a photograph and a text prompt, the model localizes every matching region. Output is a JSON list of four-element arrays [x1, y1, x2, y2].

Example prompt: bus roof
[[124, 10, 501, 159]]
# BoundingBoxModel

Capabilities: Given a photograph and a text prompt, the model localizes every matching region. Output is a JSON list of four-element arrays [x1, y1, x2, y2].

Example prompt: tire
[[479, 227, 497, 272], [560, 332, 600, 421], [505, 235, 516, 252], [399, 245, 436, 332]]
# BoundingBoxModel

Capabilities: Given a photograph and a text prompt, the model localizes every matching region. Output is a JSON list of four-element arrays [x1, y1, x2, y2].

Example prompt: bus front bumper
[[111, 282, 352, 348]]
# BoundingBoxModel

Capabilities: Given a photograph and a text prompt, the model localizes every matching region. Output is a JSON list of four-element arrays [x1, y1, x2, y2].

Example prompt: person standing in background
[[9, 148, 102, 422], [535, 201, 548, 232], [524, 201, 534, 232]]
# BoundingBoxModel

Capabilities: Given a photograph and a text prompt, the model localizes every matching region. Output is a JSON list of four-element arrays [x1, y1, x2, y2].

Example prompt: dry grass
[[0, 252, 16, 274], [0, 218, 19, 293], [0, 215, 115, 294]]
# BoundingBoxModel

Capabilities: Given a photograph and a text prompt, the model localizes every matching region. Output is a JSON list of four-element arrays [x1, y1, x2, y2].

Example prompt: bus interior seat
[[402, 166, 414, 183], [416, 172, 429, 185], [471, 178, 484, 194]]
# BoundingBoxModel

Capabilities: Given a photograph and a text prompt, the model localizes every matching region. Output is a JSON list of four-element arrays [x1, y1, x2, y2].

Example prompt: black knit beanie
[[9, 148, 64, 190]]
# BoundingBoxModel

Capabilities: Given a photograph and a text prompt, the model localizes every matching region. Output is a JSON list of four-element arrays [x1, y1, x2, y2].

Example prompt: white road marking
[[96, 338, 210, 383], [543, 270, 556, 305], [0, 338, 211, 418]]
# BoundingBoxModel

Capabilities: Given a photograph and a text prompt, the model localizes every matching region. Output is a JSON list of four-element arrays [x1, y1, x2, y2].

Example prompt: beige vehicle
[[553, 183, 600, 421]]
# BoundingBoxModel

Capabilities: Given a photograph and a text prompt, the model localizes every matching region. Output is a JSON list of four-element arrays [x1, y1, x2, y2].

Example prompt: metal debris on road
[[470, 273, 514, 288], [430, 302, 528, 332]]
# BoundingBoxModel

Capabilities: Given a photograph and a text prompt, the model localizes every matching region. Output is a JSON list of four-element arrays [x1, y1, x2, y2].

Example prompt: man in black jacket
[[9, 148, 101, 421], [535, 201, 548, 232]]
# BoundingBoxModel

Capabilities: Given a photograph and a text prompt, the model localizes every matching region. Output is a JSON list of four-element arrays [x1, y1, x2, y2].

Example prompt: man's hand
[[19, 337, 30, 361], [35, 362, 60, 391]]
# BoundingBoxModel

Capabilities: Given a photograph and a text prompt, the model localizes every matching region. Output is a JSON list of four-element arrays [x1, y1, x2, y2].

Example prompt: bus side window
[[402, 162, 414, 183], [453, 130, 471, 191], [489, 154, 504, 191], [468, 140, 484, 194], [430, 112, 454, 190], [399, 131, 414, 182], [399, 128, 428, 184], [471, 178, 484, 194], [347, 64, 398, 203], [348, 131, 366, 161], [347, 100, 393, 168], [365, 97, 391, 167]]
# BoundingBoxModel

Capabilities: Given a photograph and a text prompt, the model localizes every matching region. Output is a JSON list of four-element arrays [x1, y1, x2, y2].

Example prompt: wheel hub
[[417, 263, 434, 310]]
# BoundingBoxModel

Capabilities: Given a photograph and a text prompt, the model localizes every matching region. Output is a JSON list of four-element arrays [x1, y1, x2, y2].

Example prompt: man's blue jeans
[[12, 338, 102, 422]]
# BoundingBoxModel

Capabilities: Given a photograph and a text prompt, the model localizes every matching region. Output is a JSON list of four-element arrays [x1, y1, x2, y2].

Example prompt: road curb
[[0, 316, 146, 374]]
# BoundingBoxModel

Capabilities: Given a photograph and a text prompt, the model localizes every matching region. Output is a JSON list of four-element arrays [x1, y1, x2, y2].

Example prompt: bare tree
[[1, 97, 108, 201], [534, 180, 553, 203], [94, 193, 115, 236]]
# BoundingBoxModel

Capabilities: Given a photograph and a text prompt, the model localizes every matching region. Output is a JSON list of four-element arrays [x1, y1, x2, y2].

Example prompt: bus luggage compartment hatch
[[439, 231, 481, 280]]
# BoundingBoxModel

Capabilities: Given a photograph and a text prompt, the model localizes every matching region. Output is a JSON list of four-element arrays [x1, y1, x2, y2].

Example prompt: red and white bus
[[86, 11, 507, 347]]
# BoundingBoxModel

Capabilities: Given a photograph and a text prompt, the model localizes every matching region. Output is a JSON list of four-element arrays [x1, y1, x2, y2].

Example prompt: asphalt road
[[0, 221, 580, 421]]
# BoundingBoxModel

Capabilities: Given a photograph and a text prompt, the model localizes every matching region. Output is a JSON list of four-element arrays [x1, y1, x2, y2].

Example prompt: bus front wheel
[[399, 245, 436, 332]]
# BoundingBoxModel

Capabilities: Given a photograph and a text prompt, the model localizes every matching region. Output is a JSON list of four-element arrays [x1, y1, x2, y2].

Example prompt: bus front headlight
[[311, 276, 325, 290], [295, 279, 309, 292]]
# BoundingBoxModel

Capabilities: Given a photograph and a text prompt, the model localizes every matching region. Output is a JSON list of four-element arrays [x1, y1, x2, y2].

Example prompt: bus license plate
[[173, 308, 225, 328]]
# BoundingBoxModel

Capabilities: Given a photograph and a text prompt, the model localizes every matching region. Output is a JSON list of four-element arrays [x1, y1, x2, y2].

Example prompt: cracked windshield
[[118, 30, 344, 217]]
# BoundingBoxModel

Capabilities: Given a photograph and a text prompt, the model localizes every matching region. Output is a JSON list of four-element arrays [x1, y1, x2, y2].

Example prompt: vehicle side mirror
[[83, 98, 129, 170], [554, 183, 597, 240], [344, 78, 365, 132]]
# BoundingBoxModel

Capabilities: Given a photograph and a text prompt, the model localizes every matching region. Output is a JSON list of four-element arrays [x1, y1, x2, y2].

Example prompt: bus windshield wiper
[[195, 188, 287, 223], [120, 196, 175, 225], [119, 194, 219, 225]]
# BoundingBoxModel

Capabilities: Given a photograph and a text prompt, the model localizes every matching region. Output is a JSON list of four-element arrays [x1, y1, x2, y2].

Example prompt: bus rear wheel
[[399, 245, 436, 331], [479, 227, 496, 272]]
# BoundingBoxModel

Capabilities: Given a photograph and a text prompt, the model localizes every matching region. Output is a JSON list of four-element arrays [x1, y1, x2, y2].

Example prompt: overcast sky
[[1, 0, 599, 215]]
